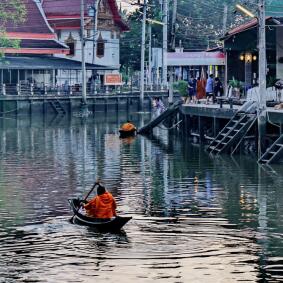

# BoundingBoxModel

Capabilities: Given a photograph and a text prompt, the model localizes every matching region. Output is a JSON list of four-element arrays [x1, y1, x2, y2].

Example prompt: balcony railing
[[0, 83, 165, 97]]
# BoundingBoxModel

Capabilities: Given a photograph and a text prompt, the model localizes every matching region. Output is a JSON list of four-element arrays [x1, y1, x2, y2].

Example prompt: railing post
[[30, 83, 34, 96], [57, 85, 60, 96], [2, 84, 6, 96], [44, 84, 47, 95], [69, 86, 73, 96], [17, 83, 21, 95]]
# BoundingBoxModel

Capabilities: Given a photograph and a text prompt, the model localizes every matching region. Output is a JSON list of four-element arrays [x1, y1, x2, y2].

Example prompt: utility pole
[[168, 0, 177, 104], [171, 0, 177, 50], [90, 0, 100, 94], [162, 0, 168, 89], [258, 0, 266, 109], [148, 24, 152, 89], [140, 0, 147, 111], [80, 0, 87, 108], [222, 3, 228, 35], [223, 3, 228, 93], [258, 0, 267, 156]]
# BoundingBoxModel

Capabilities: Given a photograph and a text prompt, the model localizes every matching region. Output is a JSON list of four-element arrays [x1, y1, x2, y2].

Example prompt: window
[[65, 33, 76, 57], [67, 42, 75, 56], [96, 33, 105, 58]]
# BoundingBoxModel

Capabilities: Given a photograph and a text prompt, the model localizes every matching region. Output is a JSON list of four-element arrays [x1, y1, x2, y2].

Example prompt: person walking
[[205, 74, 214, 104]]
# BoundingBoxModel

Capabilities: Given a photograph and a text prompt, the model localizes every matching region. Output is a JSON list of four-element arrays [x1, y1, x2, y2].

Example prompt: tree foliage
[[120, 0, 277, 71], [0, 0, 26, 52]]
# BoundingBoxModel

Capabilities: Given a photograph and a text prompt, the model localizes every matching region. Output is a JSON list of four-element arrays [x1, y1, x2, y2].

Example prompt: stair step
[[260, 159, 269, 163], [209, 146, 221, 151], [275, 144, 283, 147]]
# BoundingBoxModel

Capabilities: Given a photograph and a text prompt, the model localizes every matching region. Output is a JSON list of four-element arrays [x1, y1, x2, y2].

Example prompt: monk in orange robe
[[84, 185, 117, 218]]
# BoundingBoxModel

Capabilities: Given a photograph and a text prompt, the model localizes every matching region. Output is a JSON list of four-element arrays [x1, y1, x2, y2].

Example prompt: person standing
[[190, 76, 197, 103], [214, 77, 224, 100], [196, 77, 206, 100], [205, 74, 214, 103], [155, 97, 165, 115]]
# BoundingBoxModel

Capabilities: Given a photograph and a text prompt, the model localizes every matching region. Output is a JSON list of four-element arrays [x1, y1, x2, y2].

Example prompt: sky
[[117, 0, 138, 12]]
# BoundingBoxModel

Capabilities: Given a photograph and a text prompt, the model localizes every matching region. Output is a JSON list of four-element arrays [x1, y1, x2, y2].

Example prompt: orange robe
[[84, 192, 117, 218], [196, 79, 206, 99], [121, 123, 136, 132]]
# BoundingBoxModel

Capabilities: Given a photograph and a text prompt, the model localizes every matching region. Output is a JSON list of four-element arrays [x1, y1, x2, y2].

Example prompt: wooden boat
[[68, 199, 132, 231], [119, 128, 137, 138]]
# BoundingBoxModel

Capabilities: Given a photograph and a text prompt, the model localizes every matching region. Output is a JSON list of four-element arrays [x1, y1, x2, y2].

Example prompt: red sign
[[104, 74, 122, 85]]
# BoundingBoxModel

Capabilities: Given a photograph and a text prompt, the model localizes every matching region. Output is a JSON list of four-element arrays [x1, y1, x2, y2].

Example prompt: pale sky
[[117, 0, 138, 12]]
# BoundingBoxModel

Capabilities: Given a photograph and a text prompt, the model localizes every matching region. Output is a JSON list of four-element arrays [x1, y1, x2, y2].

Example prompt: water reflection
[[0, 113, 282, 282]]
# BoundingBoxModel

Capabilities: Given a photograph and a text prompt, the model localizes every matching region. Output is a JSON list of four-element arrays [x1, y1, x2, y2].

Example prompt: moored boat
[[119, 128, 137, 138], [69, 198, 132, 231]]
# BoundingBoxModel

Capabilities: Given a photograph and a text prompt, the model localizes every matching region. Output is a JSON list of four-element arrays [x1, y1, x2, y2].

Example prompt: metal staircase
[[258, 134, 283, 164], [49, 100, 66, 115], [138, 100, 183, 135], [207, 101, 257, 155]]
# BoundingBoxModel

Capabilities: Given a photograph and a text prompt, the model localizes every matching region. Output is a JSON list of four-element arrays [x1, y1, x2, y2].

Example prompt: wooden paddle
[[71, 180, 100, 222]]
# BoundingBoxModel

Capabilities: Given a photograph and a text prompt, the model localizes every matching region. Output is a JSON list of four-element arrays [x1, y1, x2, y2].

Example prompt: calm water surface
[[0, 113, 282, 283]]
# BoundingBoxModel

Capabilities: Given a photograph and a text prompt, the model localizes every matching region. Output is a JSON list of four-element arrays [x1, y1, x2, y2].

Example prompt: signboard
[[104, 74, 122, 85], [167, 51, 225, 66]]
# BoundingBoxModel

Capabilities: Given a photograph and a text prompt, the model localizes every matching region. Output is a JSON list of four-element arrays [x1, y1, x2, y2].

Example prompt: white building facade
[[42, 0, 128, 86]]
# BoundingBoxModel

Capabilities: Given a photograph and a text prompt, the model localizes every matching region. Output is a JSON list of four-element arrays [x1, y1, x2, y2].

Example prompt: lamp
[[235, 4, 256, 18], [245, 53, 252, 63], [240, 54, 244, 61], [253, 55, 257, 61]]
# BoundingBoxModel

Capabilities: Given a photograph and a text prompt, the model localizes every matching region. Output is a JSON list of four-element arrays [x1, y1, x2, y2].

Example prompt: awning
[[0, 56, 117, 70], [167, 51, 225, 66]]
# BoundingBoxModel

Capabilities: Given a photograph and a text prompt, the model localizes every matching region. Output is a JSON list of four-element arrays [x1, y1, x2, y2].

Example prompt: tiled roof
[[42, 0, 89, 17], [108, 0, 129, 31], [1, 0, 69, 54], [223, 17, 273, 39], [0, 56, 117, 70], [42, 0, 129, 31], [5, 0, 53, 35]]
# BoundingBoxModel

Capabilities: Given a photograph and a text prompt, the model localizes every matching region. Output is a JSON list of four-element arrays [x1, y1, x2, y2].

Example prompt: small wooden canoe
[[69, 199, 132, 232], [119, 128, 137, 138]]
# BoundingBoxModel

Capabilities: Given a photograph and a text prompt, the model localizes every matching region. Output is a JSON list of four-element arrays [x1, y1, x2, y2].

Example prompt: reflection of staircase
[[48, 114, 64, 127], [49, 100, 66, 115], [207, 101, 257, 155], [258, 134, 283, 164]]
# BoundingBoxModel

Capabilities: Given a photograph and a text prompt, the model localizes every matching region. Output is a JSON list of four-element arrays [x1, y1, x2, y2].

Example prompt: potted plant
[[228, 78, 243, 99], [174, 80, 188, 102]]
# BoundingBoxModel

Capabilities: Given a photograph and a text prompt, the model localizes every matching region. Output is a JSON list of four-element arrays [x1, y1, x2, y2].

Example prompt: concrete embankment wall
[[179, 104, 283, 155], [0, 92, 170, 116]]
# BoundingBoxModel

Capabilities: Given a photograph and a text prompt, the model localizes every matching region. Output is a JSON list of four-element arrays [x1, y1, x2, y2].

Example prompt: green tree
[[120, 0, 163, 73], [120, 0, 258, 70], [0, 0, 26, 54]]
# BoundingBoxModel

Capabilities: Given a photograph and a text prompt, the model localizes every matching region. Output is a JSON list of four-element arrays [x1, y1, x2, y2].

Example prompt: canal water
[[0, 113, 282, 283]]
